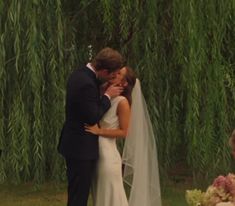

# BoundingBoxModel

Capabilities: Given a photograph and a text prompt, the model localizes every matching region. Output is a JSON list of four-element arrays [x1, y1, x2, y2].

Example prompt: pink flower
[[225, 175, 235, 195], [213, 176, 227, 188], [186, 173, 235, 206]]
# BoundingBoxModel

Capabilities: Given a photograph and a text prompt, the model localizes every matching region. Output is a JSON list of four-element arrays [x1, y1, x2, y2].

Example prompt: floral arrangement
[[186, 173, 235, 206]]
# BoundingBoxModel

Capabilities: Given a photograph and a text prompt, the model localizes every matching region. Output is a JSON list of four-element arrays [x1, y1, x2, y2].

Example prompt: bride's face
[[109, 67, 128, 87]]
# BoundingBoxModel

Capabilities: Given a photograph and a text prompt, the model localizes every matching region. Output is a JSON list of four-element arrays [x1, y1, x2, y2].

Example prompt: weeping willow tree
[[0, 0, 234, 183], [0, 0, 69, 183]]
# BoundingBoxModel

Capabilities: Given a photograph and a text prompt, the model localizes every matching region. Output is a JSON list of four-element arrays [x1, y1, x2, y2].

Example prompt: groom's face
[[97, 69, 119, 83]]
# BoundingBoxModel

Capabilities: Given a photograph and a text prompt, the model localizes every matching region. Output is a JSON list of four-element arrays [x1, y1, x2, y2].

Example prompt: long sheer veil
[[122, 79, 162, 206]]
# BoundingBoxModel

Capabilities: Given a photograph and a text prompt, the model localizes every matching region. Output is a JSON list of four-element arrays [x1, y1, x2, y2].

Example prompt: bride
[[85, 66, 162, 206]]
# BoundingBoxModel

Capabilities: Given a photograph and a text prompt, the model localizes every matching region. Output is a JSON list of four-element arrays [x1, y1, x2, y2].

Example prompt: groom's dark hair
[[92, 47, 124, 73]]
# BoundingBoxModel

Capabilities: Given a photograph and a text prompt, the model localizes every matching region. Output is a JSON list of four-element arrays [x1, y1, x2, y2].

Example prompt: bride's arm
[[85, 99, 130, 138]]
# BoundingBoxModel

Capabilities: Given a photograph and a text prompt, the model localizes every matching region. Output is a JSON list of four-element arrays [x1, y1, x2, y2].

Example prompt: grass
[[0, 181, 189, 206], [0, 182, 68, 206], [162, 182, 189, 206]]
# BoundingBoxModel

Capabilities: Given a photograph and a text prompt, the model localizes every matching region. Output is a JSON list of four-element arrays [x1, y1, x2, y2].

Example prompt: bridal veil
[[122, 79, 162, 206]]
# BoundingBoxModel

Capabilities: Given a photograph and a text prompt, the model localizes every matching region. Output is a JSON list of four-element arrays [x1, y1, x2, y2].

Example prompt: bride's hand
[[85, 124, 100, 135]]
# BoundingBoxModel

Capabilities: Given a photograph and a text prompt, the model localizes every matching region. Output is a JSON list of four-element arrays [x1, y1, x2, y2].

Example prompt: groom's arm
[[79, 84, 111, 125]]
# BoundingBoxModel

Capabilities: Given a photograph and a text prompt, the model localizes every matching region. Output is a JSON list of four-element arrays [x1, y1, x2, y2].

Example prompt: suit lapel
[[83, 66, 101, 96], [83, 66, 96, 80]]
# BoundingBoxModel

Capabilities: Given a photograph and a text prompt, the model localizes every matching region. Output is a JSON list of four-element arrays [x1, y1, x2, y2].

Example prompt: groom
[[58, 47, 124, 206]]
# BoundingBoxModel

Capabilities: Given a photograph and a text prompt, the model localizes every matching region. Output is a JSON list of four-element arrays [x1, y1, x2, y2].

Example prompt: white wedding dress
[[92, 96, 128, 206], [92, 79, 162, 206]]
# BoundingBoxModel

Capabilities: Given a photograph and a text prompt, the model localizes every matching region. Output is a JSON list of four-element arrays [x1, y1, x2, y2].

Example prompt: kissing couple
[[58, 47, 162, 206]]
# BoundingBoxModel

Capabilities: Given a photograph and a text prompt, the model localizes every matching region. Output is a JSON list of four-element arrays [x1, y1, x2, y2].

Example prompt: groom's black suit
[[58, 66, 111, 206]]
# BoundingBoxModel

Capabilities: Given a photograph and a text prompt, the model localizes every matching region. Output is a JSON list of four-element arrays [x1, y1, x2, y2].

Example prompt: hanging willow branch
[[0, 0, 234, 184]]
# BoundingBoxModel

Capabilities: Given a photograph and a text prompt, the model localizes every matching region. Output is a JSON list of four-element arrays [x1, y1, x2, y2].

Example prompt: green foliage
[[0, 0, 234, 183], [0, 182, 187, 206]]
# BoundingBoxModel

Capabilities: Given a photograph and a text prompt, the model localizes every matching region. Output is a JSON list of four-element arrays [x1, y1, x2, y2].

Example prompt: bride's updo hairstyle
[[122, 66, 136, 105]]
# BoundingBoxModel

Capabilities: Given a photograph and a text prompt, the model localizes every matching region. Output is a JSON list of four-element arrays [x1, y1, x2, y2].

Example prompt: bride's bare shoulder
[[117, 97, 130, 111]]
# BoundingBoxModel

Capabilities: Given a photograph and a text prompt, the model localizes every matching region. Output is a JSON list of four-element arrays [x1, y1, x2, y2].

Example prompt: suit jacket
[[58, 66, 111, 159]]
